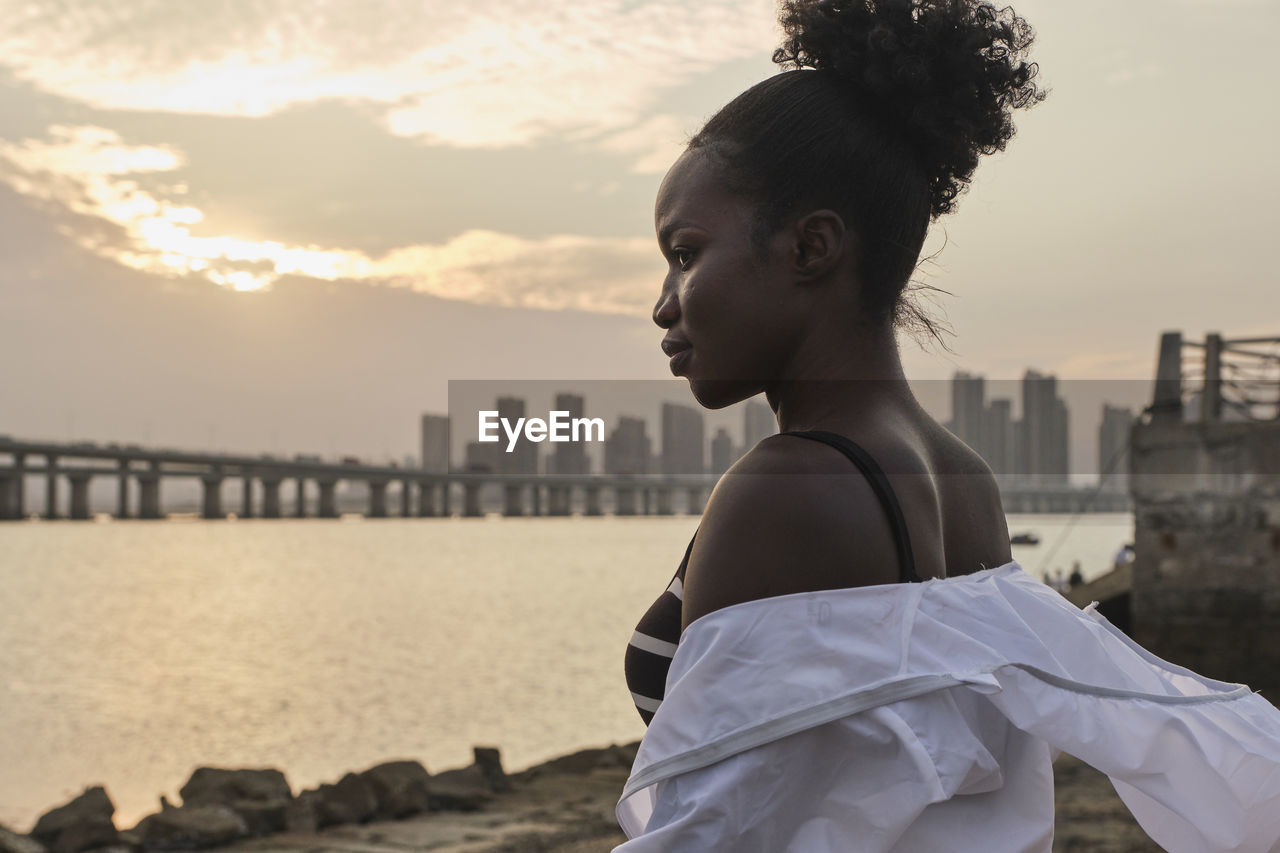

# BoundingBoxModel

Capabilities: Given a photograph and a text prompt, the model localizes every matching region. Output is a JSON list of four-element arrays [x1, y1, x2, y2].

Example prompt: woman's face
[[652, 149, 802, 409]]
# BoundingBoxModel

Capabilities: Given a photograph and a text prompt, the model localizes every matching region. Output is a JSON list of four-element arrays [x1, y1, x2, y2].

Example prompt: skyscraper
[[662, 402, 705, 475], [1018, 371, 1069, 486], [496, 395, 538, 476], [1099, 404, 1135, 492], [984, 398, 1014, 478], [464, 439, 501, 473], [420, 413, 450, 473], [550, 392, 589, 476], [605, 416, 651, 476], [710, 427, 735, 476], [951, 372, 987, 458]]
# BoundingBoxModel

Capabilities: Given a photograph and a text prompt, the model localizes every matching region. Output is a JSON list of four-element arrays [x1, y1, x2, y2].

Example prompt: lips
[[661, 337, 692, 376], [661, 338, 691, 357]]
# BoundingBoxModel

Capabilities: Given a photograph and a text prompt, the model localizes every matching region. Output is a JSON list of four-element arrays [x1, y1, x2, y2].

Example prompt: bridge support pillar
[[656, 488, 674, 516], [318, 479, 338, 518], [69, 473, 93, 520], [45, 454, 58, 520], [415, 482, 434, 517], [441, 482, 452, 517], [400, 479, 412, 517], [261, 478, 282, 518], [13, 453, 26, 519], [504, 484, 523, 517], [0, 471, 18, 520], [464, 482, 483, 517], [295, 477, 308, 518], [616, 486, 638, 516], [585, 485, 602, 516], [138, 471, 162, 519], [369, 480, 388, 518], [531, 484, 542, 516], [115, 458, 129, 519], [548, 485, 571, 516], [686, 487, 705, 515], [201, 475, 224, 520], [240, 477, 254, 519]]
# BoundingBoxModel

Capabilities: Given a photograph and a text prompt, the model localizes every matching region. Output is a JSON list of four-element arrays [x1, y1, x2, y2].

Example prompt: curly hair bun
[[773, 0, 1047, 218]]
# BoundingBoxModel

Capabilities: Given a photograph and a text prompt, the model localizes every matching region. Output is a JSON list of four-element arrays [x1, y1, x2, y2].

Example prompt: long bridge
[[0, 436, 1129, 522]]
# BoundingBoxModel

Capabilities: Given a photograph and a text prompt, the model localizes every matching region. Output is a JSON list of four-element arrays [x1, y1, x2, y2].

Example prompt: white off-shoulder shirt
[[614, 562, 1280, 852]]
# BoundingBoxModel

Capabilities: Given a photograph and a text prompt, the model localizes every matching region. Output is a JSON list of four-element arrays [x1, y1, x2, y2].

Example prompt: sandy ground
[[218, 752, 1162, 852]]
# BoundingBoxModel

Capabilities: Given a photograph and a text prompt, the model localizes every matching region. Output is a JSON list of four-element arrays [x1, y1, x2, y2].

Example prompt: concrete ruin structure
[[1125, 331, 1280, 688]]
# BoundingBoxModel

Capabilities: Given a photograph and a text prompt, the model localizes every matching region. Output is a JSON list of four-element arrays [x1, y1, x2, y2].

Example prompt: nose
[[652, 281, 679, 329]]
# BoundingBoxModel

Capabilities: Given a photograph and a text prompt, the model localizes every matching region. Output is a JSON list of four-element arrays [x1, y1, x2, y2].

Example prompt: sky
[[1, 0, 1277, 465]]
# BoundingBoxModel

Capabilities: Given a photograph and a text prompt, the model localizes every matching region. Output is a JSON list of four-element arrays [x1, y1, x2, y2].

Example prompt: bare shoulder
[[919, 420, 1013, 574], [680, 432, 904, 632]]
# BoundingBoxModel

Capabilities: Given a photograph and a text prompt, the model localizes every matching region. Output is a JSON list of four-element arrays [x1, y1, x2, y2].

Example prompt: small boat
[[1011, 532, 1040, 546]]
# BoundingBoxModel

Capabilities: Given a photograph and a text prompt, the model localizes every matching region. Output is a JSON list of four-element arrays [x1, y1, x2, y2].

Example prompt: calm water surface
[[0, 512, 1130, 829]]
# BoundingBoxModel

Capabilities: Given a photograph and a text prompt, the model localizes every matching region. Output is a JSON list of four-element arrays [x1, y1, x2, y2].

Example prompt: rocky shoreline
[[1, 744, 1162, 853]]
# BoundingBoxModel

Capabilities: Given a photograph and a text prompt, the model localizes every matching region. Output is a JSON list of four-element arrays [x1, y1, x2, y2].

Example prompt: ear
[[789, 210, 847, 282]]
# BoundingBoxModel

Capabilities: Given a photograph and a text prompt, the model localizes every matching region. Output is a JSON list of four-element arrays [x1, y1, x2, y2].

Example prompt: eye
[[673, 248, 694, 271]]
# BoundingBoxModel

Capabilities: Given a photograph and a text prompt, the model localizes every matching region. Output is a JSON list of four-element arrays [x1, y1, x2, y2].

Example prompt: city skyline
[[2, 1, 1278, 471]]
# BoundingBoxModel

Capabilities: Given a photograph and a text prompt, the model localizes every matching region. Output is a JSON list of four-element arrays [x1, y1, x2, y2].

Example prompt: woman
[[619, 1, 1280, 850]]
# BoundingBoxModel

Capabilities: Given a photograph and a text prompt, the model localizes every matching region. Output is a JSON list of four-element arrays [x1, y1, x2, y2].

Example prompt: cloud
[[0, 0, 776, 153], [0, 124, 661, 311], [375, 230, 657, 314], [592, 114, 695, 175]]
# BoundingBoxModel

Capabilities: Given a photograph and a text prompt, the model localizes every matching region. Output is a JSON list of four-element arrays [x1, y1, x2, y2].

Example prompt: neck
[[766, 322, 921, 434]]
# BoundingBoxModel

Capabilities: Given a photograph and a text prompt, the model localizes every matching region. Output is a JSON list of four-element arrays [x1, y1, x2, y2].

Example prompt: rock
[[221, 801, 285, 838], [175, 768, 291, 838], [115, 828, 143, 850], [358, 760, 431, 819], [133, 805, 248, 851], [599, 742, 640, 770], [315, 773, 378, 825], [0, 825, 47, 853], [536, 748, 609, 775], [48, 821, 119, 853], [472, 747, 511, 793], [28, 788, 119, 853], [30, 788, 115, 845], [426, 766, 493, 812], [176, 769, 290, 808], [283, 790, 323, 833]]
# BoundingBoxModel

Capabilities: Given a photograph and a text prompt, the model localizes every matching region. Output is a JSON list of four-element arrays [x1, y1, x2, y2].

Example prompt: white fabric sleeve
[[614, 690, 1055, 853], [981, 665, 1280, 853]]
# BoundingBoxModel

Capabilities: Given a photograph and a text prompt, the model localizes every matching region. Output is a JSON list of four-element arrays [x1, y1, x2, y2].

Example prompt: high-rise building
[[496, 396, 538, 476], [1099, 404, 1135, 492], [420, 414, 450, 473], [550, 392, 590, 476], [951, 372, 987, 457], [1018, 371, 1069, 486], [662, 402, 705, 475], [710, 427, 735, 476], [985, 398, 1015, 478], [743, 399, 777, 451], [464, 440, 501, 473], [605, 416, 651, 476]]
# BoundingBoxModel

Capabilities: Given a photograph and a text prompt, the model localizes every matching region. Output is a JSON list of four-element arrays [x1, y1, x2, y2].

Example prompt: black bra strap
[[781, 429, 922, 583]]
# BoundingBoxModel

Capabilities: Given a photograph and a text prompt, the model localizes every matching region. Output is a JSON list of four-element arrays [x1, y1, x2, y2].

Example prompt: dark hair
[[687, 0, 1046, 344]]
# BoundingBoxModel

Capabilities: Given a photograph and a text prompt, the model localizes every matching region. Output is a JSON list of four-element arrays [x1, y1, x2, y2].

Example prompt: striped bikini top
[[623, 429, 923, 724]]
